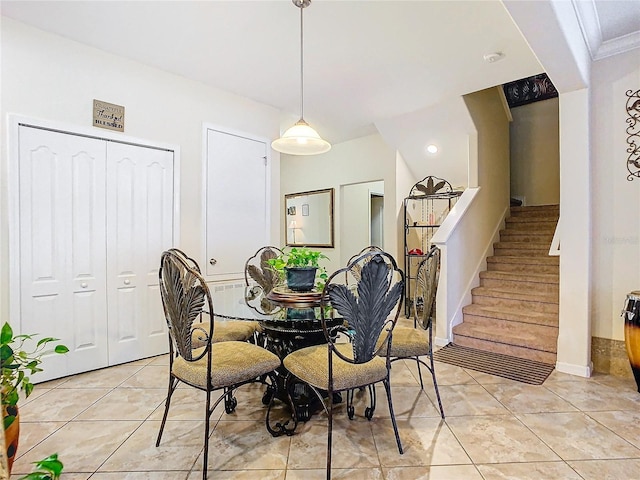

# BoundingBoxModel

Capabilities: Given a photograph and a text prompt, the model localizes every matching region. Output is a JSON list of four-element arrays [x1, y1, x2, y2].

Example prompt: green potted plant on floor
[[1, 323, 68, 473], [267, 247, 329, 292], [19, 453, 64, 480]]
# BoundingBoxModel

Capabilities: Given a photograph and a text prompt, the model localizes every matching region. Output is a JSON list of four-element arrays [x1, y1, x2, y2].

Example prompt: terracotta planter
[[623, 291, 640, 392], [3, 405, 19, 474]]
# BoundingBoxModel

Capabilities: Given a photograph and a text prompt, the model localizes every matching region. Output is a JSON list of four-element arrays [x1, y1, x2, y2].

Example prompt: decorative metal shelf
[[403, 175, 460, 316]]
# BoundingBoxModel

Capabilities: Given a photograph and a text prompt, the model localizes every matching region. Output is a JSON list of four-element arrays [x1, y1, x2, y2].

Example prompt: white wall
[[280, 133, 398, 274], [464, 87, 511, 221], [376, 96, 475, 187], [591, 49, 640, 342], [510, 98, 560, 205], [504, 0, 593, 376], [340, 180, 384, 266], [502, 0, 589, 92], [0, 19, 282, 320], [432, 86, 510, 342], [557, 88, 592, 376]]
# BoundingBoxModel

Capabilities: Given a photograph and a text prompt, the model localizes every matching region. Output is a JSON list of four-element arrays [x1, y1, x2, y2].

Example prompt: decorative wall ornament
[[503, 73, 558, 108], [626, 89, 640, 181]]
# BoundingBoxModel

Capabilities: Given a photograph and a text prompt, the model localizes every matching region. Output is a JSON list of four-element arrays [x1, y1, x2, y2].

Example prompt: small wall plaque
[[93, 99, 124, 132]]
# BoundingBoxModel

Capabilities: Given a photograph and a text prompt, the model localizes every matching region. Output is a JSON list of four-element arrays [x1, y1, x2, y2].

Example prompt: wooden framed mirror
[[285, 188, 334, 247]]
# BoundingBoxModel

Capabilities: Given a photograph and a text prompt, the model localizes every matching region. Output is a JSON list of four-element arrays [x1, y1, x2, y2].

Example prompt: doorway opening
[[370, 192, 384, 248]]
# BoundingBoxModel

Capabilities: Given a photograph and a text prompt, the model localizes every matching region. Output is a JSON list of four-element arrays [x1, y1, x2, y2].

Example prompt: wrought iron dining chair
[[346, 245, 383, 283], [243, 245, 283, 315], [156, 250, 281, 480], [384, 244, 445, 418], [166, 248, 258, 346], [283, 250, 405, 480]]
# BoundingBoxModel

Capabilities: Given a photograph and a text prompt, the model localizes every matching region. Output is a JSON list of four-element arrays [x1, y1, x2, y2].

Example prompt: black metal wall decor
[[503, 73, 558, 108], [626, 89, 640, 181]]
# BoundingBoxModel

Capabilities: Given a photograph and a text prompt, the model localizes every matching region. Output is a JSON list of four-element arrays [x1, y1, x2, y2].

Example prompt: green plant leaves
[[1, 322, 68, 410], [1, 322, 13, 344], [19, 453, 64, 480], [3, 413, 16, 430]]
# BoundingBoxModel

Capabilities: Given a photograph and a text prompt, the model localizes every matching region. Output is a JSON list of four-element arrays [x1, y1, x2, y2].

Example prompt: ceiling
[[574, 0, 640, 60], [1, 1, 638, 147]]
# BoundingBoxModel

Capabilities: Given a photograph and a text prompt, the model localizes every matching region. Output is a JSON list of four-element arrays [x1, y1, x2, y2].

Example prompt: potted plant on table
[[267, 247, 329, 292], [1, 322, 68, 473]]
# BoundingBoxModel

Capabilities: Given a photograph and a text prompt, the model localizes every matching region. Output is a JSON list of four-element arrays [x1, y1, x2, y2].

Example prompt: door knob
[[209, 258, 217, 266], [124, 279, 131, 285], [80, 282, 88, 289]]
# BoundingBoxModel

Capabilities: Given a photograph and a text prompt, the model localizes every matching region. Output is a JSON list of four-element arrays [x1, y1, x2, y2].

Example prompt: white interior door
[[106, 142, 174, 364], [17, 126, 109, 380], [204, 128, 269, 280]]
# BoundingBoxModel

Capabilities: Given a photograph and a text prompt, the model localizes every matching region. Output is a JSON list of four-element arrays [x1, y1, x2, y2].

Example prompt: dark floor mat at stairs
[[433, 344, 555, 385]]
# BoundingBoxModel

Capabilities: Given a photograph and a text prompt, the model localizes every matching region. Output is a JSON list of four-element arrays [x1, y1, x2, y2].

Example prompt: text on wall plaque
[[93, 99, 124, 132]]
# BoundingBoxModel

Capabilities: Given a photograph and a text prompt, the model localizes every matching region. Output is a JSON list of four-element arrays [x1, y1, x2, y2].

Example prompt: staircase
[[452, 204, 559, 364]]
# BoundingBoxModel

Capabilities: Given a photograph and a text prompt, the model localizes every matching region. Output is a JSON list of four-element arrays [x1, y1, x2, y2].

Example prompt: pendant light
[[272, 0, 331, 155]]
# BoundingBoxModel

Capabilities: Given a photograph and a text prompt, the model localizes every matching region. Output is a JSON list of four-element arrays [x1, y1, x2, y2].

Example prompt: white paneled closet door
[[106, 142, 174, 364], [204, 128, 269, 280], [18, 126, 109, 379]]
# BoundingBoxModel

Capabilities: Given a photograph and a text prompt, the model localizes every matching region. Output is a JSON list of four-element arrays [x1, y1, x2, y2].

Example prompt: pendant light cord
[[299, 3, 305, 121]]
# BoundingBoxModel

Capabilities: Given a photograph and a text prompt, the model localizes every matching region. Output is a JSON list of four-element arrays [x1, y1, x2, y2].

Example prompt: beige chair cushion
[[173, 342, 280, 389], [284, 343, 387, 391], [191, 320, 259, 347], [378, 325, 429, 358], [378, 325, 430, 358]]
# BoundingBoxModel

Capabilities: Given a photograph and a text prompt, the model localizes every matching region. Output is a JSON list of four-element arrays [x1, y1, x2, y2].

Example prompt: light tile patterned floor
[[10, 352, 640, 479]]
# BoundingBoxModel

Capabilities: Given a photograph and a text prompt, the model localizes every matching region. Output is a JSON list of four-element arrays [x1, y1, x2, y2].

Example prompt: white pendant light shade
[[272, 0, 331, 156], [272, 119, 331, 155]]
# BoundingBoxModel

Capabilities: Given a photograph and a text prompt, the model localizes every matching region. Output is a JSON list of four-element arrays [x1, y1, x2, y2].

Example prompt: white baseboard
[[555, 361, 593, 378], [434, 337, 451, 347]]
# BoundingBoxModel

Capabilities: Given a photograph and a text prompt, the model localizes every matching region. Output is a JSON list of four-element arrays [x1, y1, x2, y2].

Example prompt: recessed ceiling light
[[483, 52, 505, 63], [426, 144, 439, 154]]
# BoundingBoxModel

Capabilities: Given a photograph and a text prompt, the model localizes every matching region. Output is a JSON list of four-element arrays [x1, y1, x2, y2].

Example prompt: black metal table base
[[260, 318, 344, 437], [264, 370, 343, 437]]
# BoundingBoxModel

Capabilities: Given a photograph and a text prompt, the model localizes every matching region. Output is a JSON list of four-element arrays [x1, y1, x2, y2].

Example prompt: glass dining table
[[212, 283, 344, 437]]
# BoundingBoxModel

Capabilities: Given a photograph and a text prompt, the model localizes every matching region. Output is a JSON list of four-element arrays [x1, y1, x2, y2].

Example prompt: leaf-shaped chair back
[[243, 246, 283, 314], [244, 246, 283, 287], [159, 250, 213, 362], [414, 246, 440, 330], [165, 247, 202, 272], [346, 245, 383, 283], [322, 251, 404, 364]]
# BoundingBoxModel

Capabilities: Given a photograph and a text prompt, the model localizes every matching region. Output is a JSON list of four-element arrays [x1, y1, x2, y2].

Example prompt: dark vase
[[285, 267, 317, 292]]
